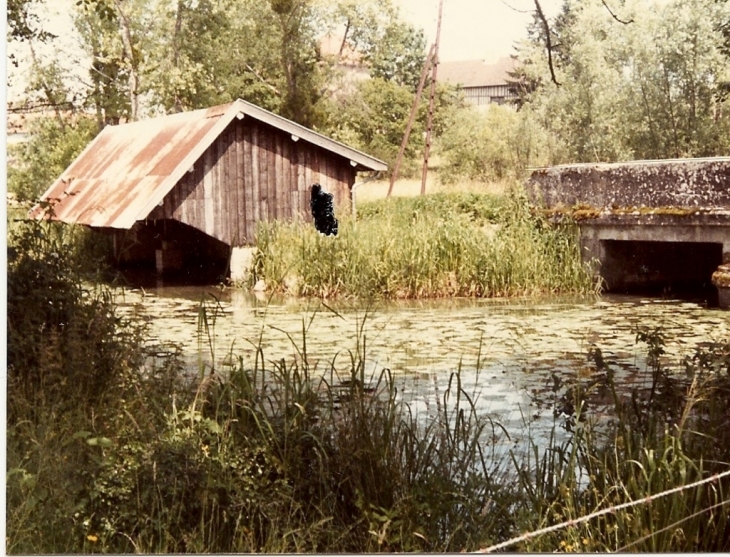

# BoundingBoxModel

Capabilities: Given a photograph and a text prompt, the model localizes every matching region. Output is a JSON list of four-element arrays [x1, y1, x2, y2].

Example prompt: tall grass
[[510, 332, 730, 553], [8, 300, 517, 552], [253, 190, 599, 299], [6, 217, 185, 554]]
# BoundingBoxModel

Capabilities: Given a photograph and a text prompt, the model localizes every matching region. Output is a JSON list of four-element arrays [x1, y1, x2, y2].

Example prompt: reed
[[32, 306, 515, 553], [510, 333, 730, 553], [253, 190, 599, 299]]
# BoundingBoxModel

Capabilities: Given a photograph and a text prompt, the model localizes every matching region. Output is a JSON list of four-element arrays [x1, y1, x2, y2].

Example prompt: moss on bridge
[[527, 157, 730, 210]]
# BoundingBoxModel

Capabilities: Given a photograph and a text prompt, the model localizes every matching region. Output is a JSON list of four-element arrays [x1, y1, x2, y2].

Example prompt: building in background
[[439, 57, 519, 107]]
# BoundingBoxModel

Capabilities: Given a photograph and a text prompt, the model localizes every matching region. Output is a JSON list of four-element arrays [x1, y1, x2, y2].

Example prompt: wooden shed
[[32, 99, 387, 281]]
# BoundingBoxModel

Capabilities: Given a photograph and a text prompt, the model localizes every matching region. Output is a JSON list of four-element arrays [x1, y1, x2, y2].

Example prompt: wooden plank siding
[[234, 123, 245, 246], [148, 118, 356, 247], [463, 84, 518, 106]]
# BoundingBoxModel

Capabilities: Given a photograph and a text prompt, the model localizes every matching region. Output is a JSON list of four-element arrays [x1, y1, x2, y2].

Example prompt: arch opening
[[105, 219, 232, 286], [599, 240, 722, 303]]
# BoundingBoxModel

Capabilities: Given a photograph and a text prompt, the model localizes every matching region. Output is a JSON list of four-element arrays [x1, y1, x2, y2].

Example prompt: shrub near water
[[513, 333, 730, 553], [6, 218, 183, 553], [253, 190, 598, 298]]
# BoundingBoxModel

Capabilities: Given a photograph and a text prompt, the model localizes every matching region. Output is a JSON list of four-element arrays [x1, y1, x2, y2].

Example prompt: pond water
[[115, 286, 730, 453]]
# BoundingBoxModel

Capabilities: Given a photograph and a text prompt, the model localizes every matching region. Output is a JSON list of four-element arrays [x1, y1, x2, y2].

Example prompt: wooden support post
[[156, 241, 184, 274], [420, 0, 444, 196], [388, 44, 436, 198]]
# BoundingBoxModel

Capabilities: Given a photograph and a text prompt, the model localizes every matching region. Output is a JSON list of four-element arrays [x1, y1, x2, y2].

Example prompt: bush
[[512, 332, 730, 553], [356, 191, 507, 225], [7, 217, 136, 417], [326, 78, 461, 176], [438, 104, 554, 184], [6, 216, 186, 554]]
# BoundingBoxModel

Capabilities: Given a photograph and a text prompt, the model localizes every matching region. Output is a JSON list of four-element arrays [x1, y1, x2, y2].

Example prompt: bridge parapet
[[527, 157, 730, 210]]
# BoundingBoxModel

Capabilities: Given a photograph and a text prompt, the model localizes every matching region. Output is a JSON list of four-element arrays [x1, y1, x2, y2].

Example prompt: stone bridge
[[526, 157, 730, 308]]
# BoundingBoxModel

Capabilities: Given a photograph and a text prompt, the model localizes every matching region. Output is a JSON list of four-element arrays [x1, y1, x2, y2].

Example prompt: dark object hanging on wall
[[310, 183, 338, 236]]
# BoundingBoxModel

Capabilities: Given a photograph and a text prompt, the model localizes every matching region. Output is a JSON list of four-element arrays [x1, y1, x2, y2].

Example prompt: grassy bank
[[253, 190, 599, 298], [7, 219, 730, 553]]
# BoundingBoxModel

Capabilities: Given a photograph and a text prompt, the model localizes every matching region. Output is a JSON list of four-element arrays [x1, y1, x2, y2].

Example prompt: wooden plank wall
[[465, 84, 518, 106], [150, 118, 357, 247]]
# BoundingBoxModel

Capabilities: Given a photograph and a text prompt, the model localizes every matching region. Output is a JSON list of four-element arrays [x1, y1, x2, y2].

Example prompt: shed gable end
[[148, 118, 357, 246]]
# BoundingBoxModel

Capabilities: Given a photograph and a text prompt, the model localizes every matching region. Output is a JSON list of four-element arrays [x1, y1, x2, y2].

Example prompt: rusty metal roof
[[31, 99, 387, 229]]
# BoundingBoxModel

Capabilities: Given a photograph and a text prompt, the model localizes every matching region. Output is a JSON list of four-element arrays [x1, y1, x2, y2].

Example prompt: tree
[[21, 52, 75, 128], [8, 116, 99, 203], [367, 21, 427, 91], [329, 77, 424, 171], [75, 2, 135, 126], [328, 76, 461, 174], [322, 0, 397, 59], [111, 0, 143, 121], [439, 104, 554, 183], [144, 0, 247, 113], [620, 0, 730, 157], [142, 0, 330, 127], [269, 0, 327, 127], [7, 0, 67, 121], [322, 0, 426, 90], [516, 0, 730, 162], [7, 0, 55, 45], [8, 0, 445, 179]]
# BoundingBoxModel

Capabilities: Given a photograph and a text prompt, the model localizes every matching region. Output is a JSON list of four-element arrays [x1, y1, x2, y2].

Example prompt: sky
[[395, 0, 564, 62]]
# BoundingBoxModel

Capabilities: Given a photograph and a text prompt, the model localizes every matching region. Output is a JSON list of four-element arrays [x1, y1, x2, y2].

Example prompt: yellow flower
[[583, 538, 589, 545], [560, 540, 567, 547], [87, 535, 98, 543]]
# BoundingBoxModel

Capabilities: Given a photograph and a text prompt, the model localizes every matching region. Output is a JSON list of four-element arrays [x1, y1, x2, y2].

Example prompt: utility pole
[[420, 0, 444, 196], [387, 44, 436, 197]]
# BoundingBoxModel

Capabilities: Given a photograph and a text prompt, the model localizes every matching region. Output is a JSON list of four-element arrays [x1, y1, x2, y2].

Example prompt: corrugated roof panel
[[148, 119, 217, 176], [33, 106, 226, 228], [132, 104, 243, 220], [68, 133, 117, 179], [103, 176, 169, 228]]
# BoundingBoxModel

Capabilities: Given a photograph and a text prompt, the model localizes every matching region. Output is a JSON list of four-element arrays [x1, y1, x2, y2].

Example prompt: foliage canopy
[[515, 0, 730, 162]]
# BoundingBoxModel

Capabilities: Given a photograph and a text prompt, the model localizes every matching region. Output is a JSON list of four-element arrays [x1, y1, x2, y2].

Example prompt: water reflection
[[116, 286, 730, 451]]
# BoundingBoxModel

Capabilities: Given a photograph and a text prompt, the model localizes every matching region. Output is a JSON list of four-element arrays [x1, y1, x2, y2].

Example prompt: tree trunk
[[28, 40, 66, 130], [113, 0, 139, 121], [172, 0, 184, 112]]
